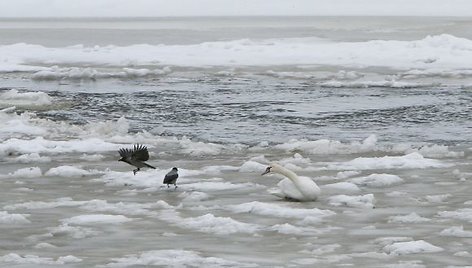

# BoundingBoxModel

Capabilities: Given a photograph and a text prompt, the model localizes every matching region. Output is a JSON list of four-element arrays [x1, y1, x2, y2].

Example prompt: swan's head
[[261, 163, 283, 176], [261, 166, 272, 176]]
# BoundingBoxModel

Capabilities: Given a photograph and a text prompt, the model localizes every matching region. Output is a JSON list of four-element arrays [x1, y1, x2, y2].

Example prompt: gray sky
[[1, 0, 472, 17]]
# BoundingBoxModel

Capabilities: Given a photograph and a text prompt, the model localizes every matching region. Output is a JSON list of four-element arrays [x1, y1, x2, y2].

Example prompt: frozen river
[[0, 16, 472, 267]]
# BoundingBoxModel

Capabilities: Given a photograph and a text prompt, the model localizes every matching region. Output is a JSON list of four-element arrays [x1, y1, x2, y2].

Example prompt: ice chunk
[[45, 166, 92, 177], [388, 213, 431, 223], [328, 194, 375, 208], [0, 211, 30, 224], [329, 153, 451, 170], [7, 167, 42, 178], [0, 253, 81, 265], [349, 174, 404, 188], [226, 201, 335, 219], [61, 214, 132, 225], [383, 240, 443, 255], [102, 249, 256, 267], [440, 226, 472, 237]]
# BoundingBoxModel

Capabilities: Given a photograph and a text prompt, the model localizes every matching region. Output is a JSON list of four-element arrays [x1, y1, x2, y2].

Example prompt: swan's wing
[[275, 178, 305, 201], [298, 176, 321, 194], [267, 187, 286, 198]]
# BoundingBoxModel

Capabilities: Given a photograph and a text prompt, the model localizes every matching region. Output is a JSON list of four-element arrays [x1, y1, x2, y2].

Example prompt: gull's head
[[172, 167, 178, 171], [118, 157, 125, 162]]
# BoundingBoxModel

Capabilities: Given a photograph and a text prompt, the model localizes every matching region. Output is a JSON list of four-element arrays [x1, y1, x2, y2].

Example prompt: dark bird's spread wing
[[119, 144, 150, 161], [119, 148, 133, 159], [132, 144, 150, 161]]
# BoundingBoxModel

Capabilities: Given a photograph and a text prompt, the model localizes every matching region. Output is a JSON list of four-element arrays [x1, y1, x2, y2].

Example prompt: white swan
[[261, 163, 320, 201]]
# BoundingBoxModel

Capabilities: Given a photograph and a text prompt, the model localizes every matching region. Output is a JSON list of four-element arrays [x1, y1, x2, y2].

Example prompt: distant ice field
[[0, 16, 472, 267]]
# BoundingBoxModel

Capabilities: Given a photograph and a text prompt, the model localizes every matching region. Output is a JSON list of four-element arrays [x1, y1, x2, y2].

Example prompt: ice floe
[[425, 194, 451, 203], [225, 201, 335, 220], [388, 213, 431, 223], [439, 226, 472, 238], [157, 210, 260, 235], [47, 224, 101, 239], [80, 200, 171, 216], [328, 152, 452, 170], [4, 35, 472, 74], [0, 89, 52, 108], [348, 174, 404, 188], [102, 249, 257, 267], [33, 242, 57, 249], [268, 223, 325, 236], [303, 243, 342, 255], [322, 182, 361, 194], [0, 136, 120, 156], [179, 191, 210, 202], [5, 198, 169, 217], [61, 214, 133, 225], [438, 208, 472, 222], [45, 165, 94, 177], [239, 160, 267, 173], [328, 194, 376, 208], [0, 211, 30, 224], [274, 135, 378, 155], [0, 253, 82, 265], [31, 66, 172, 81], [183, 181, 262, 191], [383, 240, 443, 255], [6, 167, 42, 178], [4, 197, 88, 210], [10, 153, 51, 163]]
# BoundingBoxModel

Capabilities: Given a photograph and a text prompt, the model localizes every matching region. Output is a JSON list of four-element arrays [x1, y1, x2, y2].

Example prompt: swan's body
[[262, 163, 320, 201]]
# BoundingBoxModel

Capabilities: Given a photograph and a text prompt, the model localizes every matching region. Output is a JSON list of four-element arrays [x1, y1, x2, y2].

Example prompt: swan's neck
[[276, 166, 301, 184]]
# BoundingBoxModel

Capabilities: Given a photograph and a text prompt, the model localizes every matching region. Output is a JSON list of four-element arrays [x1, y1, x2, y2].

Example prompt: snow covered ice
[[0, 16, 472, 267]]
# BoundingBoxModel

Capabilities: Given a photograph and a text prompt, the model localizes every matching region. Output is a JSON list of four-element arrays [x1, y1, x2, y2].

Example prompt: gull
[[262, 163, 320, 201], [164, 167, 179, 188], [118, 144, 156, 175]]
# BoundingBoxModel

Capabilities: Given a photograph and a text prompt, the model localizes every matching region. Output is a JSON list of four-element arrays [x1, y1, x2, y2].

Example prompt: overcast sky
[[1, 0, 472, 17]]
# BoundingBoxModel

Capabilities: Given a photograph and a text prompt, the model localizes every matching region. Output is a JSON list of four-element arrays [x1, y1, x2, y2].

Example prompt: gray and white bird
[[118, 144, 156, 175], [163, 167, 179, 188]]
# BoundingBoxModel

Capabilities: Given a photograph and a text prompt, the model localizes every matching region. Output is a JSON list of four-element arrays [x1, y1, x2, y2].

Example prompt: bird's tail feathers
[[145, 163, 156, 169]]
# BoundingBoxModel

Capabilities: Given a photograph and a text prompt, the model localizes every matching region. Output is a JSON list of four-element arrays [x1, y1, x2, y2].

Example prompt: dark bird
[[163, 167, 179, 188], [118, 144, 156, 175]]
